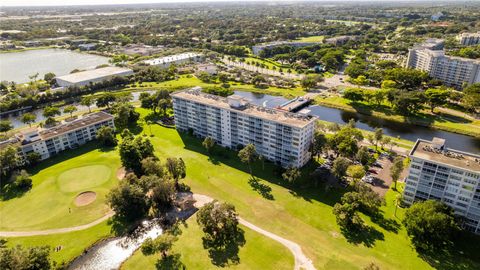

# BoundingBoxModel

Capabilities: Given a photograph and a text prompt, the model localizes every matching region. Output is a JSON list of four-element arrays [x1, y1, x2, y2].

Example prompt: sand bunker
[[74, 191, 97, 206], [116, 167, 126, 180]]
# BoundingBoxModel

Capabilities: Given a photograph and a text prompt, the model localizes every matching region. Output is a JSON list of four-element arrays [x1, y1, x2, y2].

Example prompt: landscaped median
[[315, 96, 480, 138]]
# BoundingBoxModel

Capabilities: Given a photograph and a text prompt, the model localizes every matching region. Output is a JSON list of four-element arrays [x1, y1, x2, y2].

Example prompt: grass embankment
[[123, 108, 480, 270], [316, 96, 480, 138], [0, 143, 120, 231], [122, 215, 294, 270], [295, 35, 325, 43], [0, 46, 54, 54]]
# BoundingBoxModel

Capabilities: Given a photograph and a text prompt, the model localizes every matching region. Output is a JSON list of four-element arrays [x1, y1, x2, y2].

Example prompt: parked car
[[372, 161, 382, 168], [362, 175, 375, 185]]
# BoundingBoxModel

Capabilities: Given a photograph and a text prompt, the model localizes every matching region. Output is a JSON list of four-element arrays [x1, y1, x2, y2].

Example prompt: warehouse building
[[144, 52, 204, 68], [55, 67, 133, 87], [172, 89, 316, 168]]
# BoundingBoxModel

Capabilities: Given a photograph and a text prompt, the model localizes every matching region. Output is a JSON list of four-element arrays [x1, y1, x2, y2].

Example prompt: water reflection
[[68, 220, 162, 270]]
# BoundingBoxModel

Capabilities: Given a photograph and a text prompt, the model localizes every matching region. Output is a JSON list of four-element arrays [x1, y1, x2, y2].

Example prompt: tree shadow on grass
[[178, 131, 347, 207], [370, 212, 401, 233], [417, 232, 480, 270], [107, 215, 137, 236], [248, 177, 274, 200], [155, 253, 185, 270], [203, 227, 246, 267], [341, 224, 384, 248], [0, 183, 29, 201]]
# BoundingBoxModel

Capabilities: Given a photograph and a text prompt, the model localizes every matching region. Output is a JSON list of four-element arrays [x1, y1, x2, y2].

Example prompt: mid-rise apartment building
[[457, 32, 480, 46], [403, 138, 480, 234], [406, 40, 480, 88], [171, 89, 316, 168], [4, 111, 115, 161]]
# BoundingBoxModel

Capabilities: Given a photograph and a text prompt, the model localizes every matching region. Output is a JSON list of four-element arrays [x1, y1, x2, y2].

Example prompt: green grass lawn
[[0, 143, 121, 230], [295, 35, 325, 43], [316, 96, 480, 138], [122, 215, 294, 270], [5, 108, 480, 270], [130, 108, 480, 270], [5, 221, 112, 266]]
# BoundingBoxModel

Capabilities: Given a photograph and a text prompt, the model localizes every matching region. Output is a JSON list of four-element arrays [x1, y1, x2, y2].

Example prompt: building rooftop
[[410, 138, 480, 172], [16, 111, 114, 143], [172, 89, 316, 128], [144, 52, 202, 66], [459, 32, 480, 37], [55, 67, 133, 84]]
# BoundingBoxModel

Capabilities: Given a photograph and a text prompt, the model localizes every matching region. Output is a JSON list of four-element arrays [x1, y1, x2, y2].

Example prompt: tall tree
[[21, 113, 36, 127], [42, 106, 60, 118], [463, 83, 480, 113], [202, 136, 215, 153], [63, 105, 77, 118], [403, 200, 459, 251], [0, 120, 13, 134], [390, 156, 404, 190], [107, 181, 149, 222], [238, 144, 258, 176], [425, 88, 450, 113], [165, 157, 186, 188], [81, 96, 95, 113], [282, 167, 301, 184], [332, 157, 351, 180]]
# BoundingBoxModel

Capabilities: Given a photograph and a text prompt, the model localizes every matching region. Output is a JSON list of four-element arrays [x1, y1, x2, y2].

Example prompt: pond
[[0, 49, 109, 83], [68, 220, 162, 270], [233, 91, 480, 153], [3, 91, 153, 129]]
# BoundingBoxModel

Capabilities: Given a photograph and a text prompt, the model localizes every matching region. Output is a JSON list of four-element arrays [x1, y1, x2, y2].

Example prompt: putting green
[[57, 165, 111, 193], [0, 145, 120, 231]]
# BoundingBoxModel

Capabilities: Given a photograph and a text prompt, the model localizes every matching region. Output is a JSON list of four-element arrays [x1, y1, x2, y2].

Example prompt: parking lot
[[366, 155, 409, 197]]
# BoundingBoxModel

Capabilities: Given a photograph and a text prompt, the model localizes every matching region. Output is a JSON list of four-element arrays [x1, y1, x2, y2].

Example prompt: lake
[[233, 91, 480, 153], [0, 49, 109, 83]]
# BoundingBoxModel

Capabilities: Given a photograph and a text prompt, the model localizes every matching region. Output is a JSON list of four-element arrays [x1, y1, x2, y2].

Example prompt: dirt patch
[[116, 167, 126, 180], [74, 191, 97, 207]]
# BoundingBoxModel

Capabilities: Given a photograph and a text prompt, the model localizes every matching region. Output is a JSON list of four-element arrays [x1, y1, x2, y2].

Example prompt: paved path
[[193, 194, 316, 270], [2, 194, 316, 270], [0, 212, 114, 237]]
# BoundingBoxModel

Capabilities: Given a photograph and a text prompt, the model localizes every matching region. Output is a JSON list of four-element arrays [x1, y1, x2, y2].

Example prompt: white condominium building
[[171, 89, 316, 168], [144, 52, 204, 68], [12, 111, 114, 160], [406, 46, 480, 89], [403, 138, 480, 234], [457, 32, 480, 46]]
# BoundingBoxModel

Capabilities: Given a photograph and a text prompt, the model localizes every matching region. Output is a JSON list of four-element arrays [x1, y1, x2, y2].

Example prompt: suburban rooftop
[[410, 138, 480, 172], [55, 66, 133, 84], [171, 89, 315, 128]]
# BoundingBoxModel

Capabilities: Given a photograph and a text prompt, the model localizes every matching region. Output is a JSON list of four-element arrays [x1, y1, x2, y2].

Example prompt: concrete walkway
[[0, 212, 114, 237], [193, 194, 316, 270]]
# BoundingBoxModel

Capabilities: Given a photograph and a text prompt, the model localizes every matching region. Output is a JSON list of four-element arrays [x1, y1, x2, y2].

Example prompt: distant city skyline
[[0, 0, 450, 7]]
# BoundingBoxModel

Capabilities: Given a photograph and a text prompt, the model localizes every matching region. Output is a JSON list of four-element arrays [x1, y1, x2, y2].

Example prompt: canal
[[233, 91, 480, 153]]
